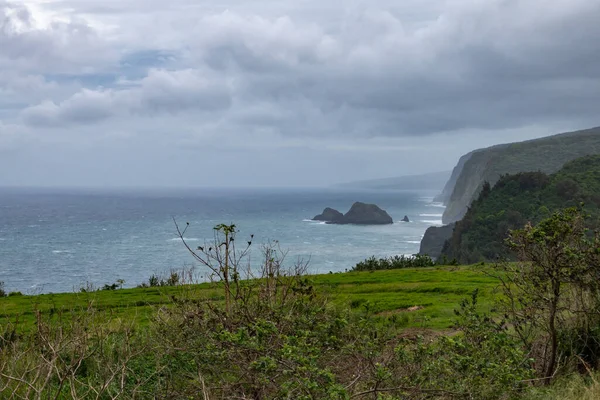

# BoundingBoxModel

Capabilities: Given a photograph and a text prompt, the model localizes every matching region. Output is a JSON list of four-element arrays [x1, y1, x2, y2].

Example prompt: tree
[[496, 207, 595, 383], [174, 221, 252, 315]]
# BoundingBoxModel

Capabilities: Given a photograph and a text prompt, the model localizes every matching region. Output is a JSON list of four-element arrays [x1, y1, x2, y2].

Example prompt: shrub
[[496, 207, 600, 383], [137, 270, 184, 288], [352, 254, 435, 272]]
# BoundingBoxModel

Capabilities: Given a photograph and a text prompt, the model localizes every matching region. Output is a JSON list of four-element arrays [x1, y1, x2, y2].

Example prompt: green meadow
[[0, 265, 499, 332]]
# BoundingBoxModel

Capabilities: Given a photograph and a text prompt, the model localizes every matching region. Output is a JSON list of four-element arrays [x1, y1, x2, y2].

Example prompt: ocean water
[[0, 187, 444, 294]]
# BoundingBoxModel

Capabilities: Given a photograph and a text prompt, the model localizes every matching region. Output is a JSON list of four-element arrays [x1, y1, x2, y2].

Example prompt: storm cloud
[[1, 0, 599, 187]]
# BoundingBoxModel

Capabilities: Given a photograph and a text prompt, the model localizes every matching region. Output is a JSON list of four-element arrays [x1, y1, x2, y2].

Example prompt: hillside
[[439, 155, 600, 264], [335, 171, 451, 191], [433, 152, 474, 203], [440, 127, 600, 224]]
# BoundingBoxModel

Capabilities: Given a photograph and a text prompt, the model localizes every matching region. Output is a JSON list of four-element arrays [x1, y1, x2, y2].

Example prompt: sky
[[1, 0, 599, 188]]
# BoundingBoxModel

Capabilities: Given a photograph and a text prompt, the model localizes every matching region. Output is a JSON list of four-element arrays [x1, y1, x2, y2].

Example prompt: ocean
[[0, 187, 444, 294]]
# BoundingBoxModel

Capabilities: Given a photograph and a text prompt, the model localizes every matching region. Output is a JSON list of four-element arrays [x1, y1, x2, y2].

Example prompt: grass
[[524, 373, 600, 400], [314, 265, 499, 329], [0, 265, 501, 332]]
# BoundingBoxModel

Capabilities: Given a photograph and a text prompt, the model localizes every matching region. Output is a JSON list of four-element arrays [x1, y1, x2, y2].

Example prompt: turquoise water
[[0, 187, 444, 294]]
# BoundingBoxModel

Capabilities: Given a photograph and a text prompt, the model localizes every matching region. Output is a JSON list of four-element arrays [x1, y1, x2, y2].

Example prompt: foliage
[[352, 254, 435, 271], [385, 289, 533, 399], [0, 219, 537, 399], [137, 270, 184, 288], [525, 373, 600, 400], [443, 126, 600, 224], [494, 208, 600, 383], [338, 289, 533, 400], [442, 155, 600, 264], [174, 221, 253, 315]]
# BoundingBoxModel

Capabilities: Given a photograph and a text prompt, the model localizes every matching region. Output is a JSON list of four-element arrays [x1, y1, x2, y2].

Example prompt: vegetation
[[442, 126, 600, 223], [494, 208, 600, 383], [351, 254, 435, 271], [0, 224, 530, 399], [0, 264, 497, 334], [4, 208, 600, 398], [442, 154, 600, 263]]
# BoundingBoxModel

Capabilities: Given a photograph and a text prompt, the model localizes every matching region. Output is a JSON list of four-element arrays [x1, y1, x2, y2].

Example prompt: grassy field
[[0, 265, 500, 332], [6, 265, 600, 399]]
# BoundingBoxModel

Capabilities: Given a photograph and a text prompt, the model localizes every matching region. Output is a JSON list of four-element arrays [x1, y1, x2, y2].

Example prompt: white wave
[[303, 219, 326, 225], [405, 240, 421, 244], [420, 219, 444, 225], [52, 250, 72, 254], [168, 237, 200, 242], [419, 213, 443, 217], [426, 202, 446, 208], [0, 238, 5, 241]]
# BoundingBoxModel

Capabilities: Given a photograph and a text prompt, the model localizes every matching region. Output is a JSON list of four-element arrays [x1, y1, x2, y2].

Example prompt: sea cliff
[[440, 127, 600, 224]]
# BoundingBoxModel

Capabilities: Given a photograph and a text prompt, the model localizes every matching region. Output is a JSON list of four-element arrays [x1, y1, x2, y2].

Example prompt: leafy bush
[[495, 208, 600, 383], [352, 254, 435, 271], [442, 155, 600, 264], [137, 270, 185, 288], [378, 289, 534, 399]]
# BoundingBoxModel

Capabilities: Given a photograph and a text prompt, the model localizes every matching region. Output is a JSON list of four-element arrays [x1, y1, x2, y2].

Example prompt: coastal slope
[[440, 126, 600, 224], [440, 155, 600, 264]]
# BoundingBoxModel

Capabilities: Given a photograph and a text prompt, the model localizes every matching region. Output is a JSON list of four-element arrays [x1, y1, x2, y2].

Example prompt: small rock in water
[[312, 207, 344, 222], [402, 215, 410, 222]]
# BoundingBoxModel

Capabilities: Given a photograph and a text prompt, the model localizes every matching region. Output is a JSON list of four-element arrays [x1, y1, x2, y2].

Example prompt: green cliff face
[[441, 154, 600, 264], [441, 127, 600, 224], [433, 152, 473, 204]]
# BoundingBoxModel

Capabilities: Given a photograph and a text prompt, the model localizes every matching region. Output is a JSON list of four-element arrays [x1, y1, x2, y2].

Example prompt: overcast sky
[[1, 0, 599, 188]]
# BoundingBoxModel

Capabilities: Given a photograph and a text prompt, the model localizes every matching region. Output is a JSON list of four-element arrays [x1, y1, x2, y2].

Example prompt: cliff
[[432, 153, 473, 204], [440, 155, 600, 264], [418, 223, 455, 260], [440, 127, 600, 224]]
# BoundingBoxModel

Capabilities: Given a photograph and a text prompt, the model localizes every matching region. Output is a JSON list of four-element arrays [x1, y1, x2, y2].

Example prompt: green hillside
[[441, 154, 600, 264], [441, 127, 600, 224]]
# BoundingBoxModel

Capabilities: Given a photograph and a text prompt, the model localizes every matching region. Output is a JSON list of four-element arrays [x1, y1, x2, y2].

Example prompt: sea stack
[[402, 215, 410, 222], [312, 202, 393, 225], [312, 207, 344, 223]]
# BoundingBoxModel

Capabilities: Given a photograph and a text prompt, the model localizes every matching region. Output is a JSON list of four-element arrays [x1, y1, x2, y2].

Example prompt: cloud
[[21, 69, 232, 126], [0, 1, 117, 74], [2, 0, 600, 186], [11, 0, 600, 134]]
